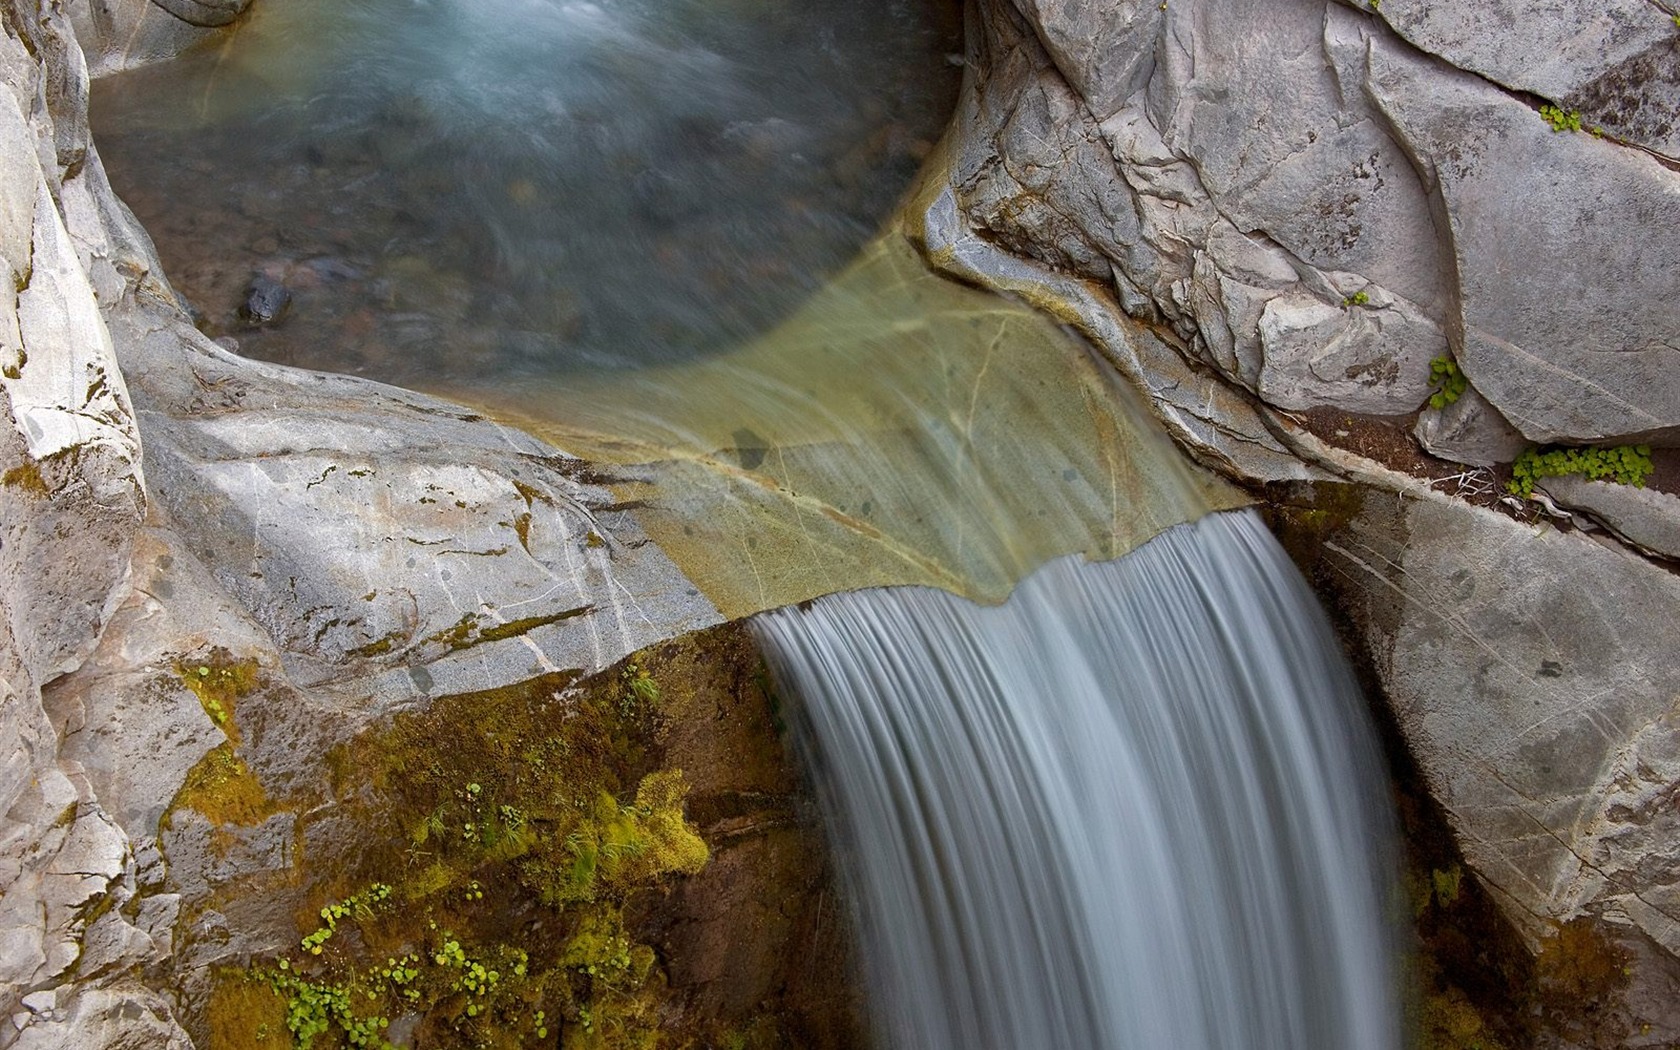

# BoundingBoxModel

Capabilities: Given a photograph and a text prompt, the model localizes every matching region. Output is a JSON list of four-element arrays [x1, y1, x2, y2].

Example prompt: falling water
[[754, 509, 1402, 1049]]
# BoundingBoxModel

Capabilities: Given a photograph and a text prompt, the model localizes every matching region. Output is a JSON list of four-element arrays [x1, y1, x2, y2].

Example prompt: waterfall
[[753, 509, 1401, 1049]]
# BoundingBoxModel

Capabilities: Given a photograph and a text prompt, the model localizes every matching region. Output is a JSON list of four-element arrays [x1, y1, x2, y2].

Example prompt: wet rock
[[67, 0, 252, 78], [237, 273, 291, 326]]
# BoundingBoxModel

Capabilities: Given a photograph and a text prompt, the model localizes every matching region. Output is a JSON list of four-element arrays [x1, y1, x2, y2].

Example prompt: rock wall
[[928, 0, 1680, 1043], [66, 0, 249, 78], [0, 1, 765, 1044], [10, 0, 1680, 1043]]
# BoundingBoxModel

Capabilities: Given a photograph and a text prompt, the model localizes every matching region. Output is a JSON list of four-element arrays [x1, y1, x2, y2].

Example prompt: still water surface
[[94, 0, 961, 386]]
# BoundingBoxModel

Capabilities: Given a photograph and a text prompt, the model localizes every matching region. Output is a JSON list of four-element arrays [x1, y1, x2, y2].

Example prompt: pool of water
[[93, 0, 961, 387], [91, 0, 1246, 615]]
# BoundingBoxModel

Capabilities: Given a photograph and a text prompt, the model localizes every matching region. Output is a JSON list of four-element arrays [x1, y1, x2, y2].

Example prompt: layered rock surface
[[930, 0, 1680, 1042]]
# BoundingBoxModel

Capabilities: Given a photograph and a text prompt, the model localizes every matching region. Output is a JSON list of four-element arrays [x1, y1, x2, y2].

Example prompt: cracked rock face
[[933, 0, 1680, 1039], [951, 0, 1680, 446]]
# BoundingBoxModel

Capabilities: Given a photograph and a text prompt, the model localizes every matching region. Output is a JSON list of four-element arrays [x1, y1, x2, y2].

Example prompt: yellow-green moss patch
[[178, 649, 264, 745], [226, 654, 711, 1049], [2, 460, 49, 497], [172, 744, 282, 828], [206, 970, 291, 1050]]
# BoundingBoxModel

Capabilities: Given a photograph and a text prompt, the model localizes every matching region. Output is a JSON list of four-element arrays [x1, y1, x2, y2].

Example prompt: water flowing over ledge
[[754, 509, 1403, 1049]]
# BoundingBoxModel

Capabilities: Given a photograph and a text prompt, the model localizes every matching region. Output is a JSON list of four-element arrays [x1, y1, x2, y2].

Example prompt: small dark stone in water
[[240, 273, 292, 326], [732, 427, 769, 470]]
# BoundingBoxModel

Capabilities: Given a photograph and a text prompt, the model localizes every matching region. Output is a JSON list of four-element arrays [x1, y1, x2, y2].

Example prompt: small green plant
[[1427, 355, 1468, 409], [1507, 444, 1654, 498], [1341, 290, 1370, 308], [301, 883, 392, 954], [621, 663, 660, 708], [1539, 104, 1583, 133]]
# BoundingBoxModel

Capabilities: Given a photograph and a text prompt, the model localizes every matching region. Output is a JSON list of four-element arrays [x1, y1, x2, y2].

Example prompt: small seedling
[[1427, 355, 1467, 410], [1540, 104, 1583, 133]]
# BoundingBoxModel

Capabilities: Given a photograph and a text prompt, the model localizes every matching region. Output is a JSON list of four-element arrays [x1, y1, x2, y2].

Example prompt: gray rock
[[1543, 475, 1680, 562], [1255, 287, 1445, 414], [1013, 0, 1163, 120], [117, 308, 721, 703], [1319, 491, 1680, 1005], [8, 986, 192, 1049], [1365, 34, 1680, 445], [237, 273, 290, 326], [41, 526, 264, 841], [67, 0, 252, 78], [1413, 386, 1530, 468], [1370, 0, 1680, 158], [0, 3, 152, 1033], [1148, 2, 1449, 313]]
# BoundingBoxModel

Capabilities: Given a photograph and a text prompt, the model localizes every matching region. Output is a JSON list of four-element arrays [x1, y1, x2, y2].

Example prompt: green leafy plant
[[1539, 104, 1582, 133], [1341, 290, 1370, 308], [1427, 355, 1468, 410], [1507, 444, 1654, 498]]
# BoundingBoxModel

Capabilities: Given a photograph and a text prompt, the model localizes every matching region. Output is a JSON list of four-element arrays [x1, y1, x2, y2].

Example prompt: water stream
[[92, 2, 1405, 1042], [756, 510, 1402, 1049]]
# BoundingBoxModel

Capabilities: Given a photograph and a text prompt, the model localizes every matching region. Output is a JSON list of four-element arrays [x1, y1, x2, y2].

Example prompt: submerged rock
[[237, 273, 291, 326]]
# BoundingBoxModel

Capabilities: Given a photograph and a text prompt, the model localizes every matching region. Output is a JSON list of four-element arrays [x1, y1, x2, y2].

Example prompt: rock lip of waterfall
[[754, 509, 1402, 1050], [502, 232, 1248, 618]]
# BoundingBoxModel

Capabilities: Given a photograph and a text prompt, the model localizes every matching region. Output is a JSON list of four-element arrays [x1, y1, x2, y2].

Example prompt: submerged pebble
[[239, 273, 293, 326]]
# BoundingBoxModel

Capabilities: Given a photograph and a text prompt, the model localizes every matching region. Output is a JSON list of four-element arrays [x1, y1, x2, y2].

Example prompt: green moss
[[232, 655, 707, 1048], [206, 971, 291, 1050], [346, 631, 406, 658], [1507, 444, 1653, 498], [1421, 985, 1511, 1050], [178, 649, 264, 745], [172, 745, 280, 828], [420, 608, 592, 652], [474, 607, 593, 645]]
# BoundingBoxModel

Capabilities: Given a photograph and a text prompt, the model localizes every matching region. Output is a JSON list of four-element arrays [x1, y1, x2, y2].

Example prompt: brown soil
[[1293, 408, 1513, 510]]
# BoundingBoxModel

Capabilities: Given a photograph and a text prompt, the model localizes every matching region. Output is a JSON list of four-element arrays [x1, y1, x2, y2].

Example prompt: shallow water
[[93, 0, 961, 383], [755, 510, 1404, 1050]]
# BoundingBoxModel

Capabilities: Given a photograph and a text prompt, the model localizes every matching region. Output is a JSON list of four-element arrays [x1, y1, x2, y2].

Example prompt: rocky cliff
[[8, 0, 1680, 1046], [924, 0, 1680, 1043]]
